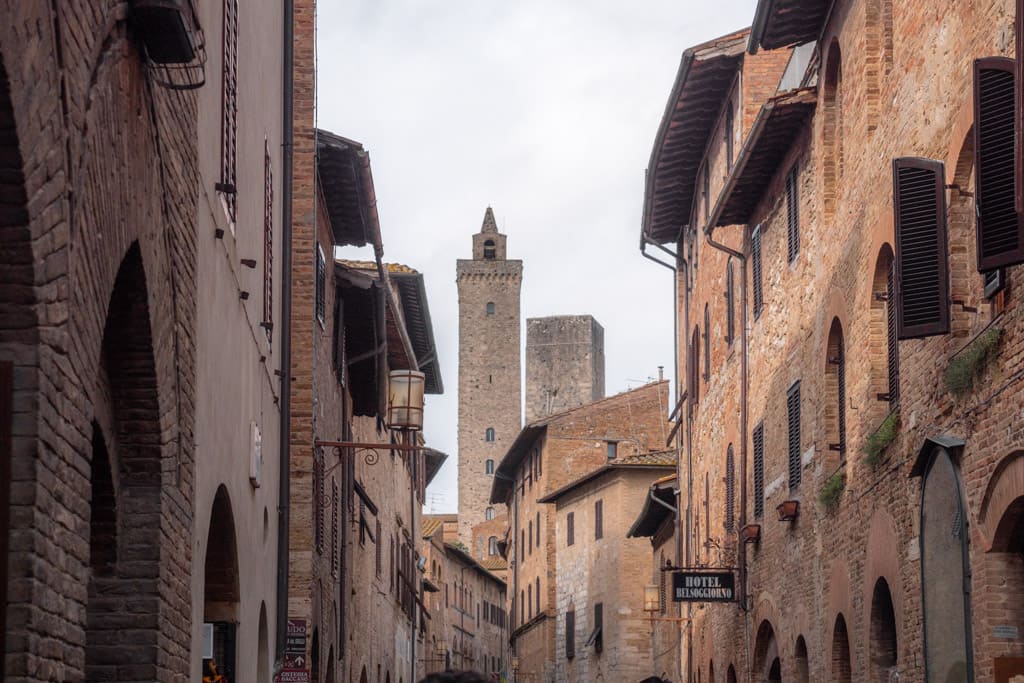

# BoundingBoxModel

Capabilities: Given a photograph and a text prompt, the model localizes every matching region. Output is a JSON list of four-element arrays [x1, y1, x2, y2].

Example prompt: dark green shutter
[[787, 382, 801, 490]]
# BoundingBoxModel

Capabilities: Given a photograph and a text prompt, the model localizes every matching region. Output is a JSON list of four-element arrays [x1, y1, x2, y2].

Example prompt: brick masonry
[[652, 2, 1024, 682]]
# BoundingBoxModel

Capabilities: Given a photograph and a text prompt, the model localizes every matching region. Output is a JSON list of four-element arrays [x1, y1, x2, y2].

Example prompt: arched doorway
[[86, 244, 164, 682], [794, 635, 809, 683], [754, 620, 780, 683], [258, 603, 270, 683], [204, 486, 240, 682], [869, 578, 898, 683], [832, 614, 852, 683], [920, 447, 973, 681], [727, 664, 738, 683]]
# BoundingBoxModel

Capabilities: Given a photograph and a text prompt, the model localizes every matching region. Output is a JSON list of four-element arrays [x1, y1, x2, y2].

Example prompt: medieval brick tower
[[525, 315, 605, 423], [456, 207, 523, 544]]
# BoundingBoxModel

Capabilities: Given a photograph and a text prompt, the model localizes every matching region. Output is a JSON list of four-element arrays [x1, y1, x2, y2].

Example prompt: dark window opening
[[483, 240, 496, 260], [787, 381, 802, 490], [786, 163, 800, 263], [753, 422, 765, 518], [752, 225, 764, 319]]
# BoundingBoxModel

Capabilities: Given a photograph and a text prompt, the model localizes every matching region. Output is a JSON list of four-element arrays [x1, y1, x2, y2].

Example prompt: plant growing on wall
[[863, 411, 899, 468], [819, 471, 846, 511], [944, 327, 1003, 396]]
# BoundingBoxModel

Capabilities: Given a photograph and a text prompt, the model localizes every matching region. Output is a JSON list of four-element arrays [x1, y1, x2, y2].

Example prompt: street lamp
[[388, 369, 425, 431], [643, 585, 661, 613]]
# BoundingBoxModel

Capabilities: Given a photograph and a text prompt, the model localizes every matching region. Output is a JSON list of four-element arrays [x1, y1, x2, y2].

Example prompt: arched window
[[483, 240, 496, 260], [869, 578, 898, 683], [485, 427, 495, 442], [486, 302, 495, 315], [794, 635, 809, 683], [726, 257, 735, 344], [703, 304, 711, 381], [825, 318, 846, 469], [865, 0, 893, 129], [832, 614, 852, 683], [724, 445, 735, 533], [485, 459, 494, 475], [871, 246, 899, 414], [488, 536, 498, 555], [485, 507, 495, 521], [823, 40, 843, 220]]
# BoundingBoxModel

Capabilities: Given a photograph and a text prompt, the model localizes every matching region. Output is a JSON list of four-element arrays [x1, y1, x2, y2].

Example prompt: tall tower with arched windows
[[456, 207, 523, 545]]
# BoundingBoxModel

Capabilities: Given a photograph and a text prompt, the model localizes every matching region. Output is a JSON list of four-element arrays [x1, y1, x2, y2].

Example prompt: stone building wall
[[0, 4, 200, 681], [658, 2, 1024, 682], [457, 208, 523, 545], [525, 315, 606, 423]]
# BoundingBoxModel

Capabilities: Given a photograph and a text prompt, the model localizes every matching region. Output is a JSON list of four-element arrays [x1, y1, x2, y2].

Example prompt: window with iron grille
[[313, 447, 325, 553], [786, 163, 800, 263], [567, 511, 575, 546], [726, 257, 735, 345], [263, 141, 273, 334], [566, 609, 576, 659], [974, 57, 1024, 270], [787, 381, 802, 490], [331, 478, 338, 576], [752, 225, 764, 319], [595, 499, 603, 540], [703, 304, 710, 382], [315, 245, 326, 324], [753, 422, 765, 518], [886, 261, 900, 407], [724, 445, 735, 532], [893, 158, 949, 338], [219, 0, 238, 221]]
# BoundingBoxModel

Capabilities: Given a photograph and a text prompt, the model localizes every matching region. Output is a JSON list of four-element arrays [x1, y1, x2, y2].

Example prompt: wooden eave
[[316, 129, 382, 247], [749, 0, 833, 53]]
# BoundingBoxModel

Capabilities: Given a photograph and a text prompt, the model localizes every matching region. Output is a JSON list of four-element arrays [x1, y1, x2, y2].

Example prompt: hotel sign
[[672, 571, 736, 603]]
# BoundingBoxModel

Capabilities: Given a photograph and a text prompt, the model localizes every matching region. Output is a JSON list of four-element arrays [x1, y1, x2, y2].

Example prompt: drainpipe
[[275, 0, 294, 660], [704, 221, 750, 681]]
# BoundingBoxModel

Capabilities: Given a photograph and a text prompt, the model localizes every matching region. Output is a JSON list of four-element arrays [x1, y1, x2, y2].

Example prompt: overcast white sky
[[317, 0, 758, 513]]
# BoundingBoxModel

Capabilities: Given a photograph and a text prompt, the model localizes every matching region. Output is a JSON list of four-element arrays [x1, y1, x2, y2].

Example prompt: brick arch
[[753, 618, 780, 682], [822, 38, 844, 220], [867, 244, 898, 424], [862, 509, 903, 637], [824, 317, 847, 473], [831, 612, 853, 683], [979, 450, 1024, 551]]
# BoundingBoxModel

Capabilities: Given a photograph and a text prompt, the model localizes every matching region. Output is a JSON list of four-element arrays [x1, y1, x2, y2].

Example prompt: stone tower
[[525, 315, 605, 423], [456, 207, 523, 545]]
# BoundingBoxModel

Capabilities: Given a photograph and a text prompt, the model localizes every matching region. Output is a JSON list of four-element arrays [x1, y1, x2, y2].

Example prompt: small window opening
[[606, 441, 617, 459], [485, 428, 495, 442], [486, 302, 495, 315], [485, 459, 494, 475], [483, 240, 496, 260]]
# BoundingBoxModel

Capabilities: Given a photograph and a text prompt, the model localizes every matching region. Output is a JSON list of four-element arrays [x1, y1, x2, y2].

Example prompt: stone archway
[[869, 578, 898, 683], [754, 620, 781, 683], [832, 614, 852, 683]]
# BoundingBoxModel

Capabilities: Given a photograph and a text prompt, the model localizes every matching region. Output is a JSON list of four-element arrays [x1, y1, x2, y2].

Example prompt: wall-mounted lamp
[[643, 585, 660, 613], [388, 369, 425, 431]]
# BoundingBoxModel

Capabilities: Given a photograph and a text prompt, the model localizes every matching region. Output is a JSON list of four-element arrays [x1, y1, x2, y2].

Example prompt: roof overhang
[[423, 448, 448, 487], [627, 485, 678, 538], [909, 435, 967, 478], [749, 0, 834, 54], [706, 87, 817, 229], [390, 271, 443, 394], [537, 461, 676, 505], [443, 542, 507, 586], [316, 129, 382, 247], [642, 29, 748, 245]]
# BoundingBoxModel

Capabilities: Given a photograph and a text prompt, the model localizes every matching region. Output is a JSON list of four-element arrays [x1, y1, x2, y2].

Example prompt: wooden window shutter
[[331, 479, 339, 577], [566, 609, 576, 659], [691, 327, 700, 406], [886, 262, 900, 407], [220, 0, 238, 220], [375, 518, 382, 576], [528, 520, 533, 554], [316, 246, 327, 323], [724, 445, 735, 532], [726, 258, 735, 344], [567, 511, 575, 546], [752, 225, 764, 319], [536, 577, 541, 612], [893, 157, 950, 338], [332, 293, 346, 386], [786, 164, 800, 263], [753, 422, 765, 518], [975, 57, 1024, 270], [263, 142, 274, 332], [703, 305, 711, 381], [787, 381, 802, 490], [704, 473, 710, 547], [314, 447, 325, 553], [536, 511, 541, 545], [1017, 0, 1024, 213], [837, 340, 846, 455], [595, 499, 603, 540]]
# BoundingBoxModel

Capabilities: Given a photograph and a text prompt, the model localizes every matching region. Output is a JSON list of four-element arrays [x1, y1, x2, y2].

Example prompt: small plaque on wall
[[994, 625, 1020, 640]]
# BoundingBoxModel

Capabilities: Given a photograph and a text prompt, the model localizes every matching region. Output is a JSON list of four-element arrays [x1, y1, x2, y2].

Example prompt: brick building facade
[[490, 380, 670, 682], [538, 453, 676, 682], [0, 4, 203, 681], [457, 208, 523, 546], [642, 1, 1024, 682]]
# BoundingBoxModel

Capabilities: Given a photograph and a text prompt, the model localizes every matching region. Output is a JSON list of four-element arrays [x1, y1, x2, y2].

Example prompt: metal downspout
[[704, 222, 750, 683], [275, 0, 294, 660]]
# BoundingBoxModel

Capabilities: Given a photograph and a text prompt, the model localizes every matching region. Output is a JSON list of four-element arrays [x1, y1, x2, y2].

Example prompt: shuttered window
[[592, 603, 604, 653], [886, 262, 900, 406], [726, 258, 735, 344], [705, 473, 710, 547], [263, 142, 274, 333], [314, 447, 325, 553], [984, 267, 1007, 299], [536, 577, 541, 613], [703, 305, 711, 381], [528, 520, 533, 554], [753, 422, 765, 518], [315, 245, 326, 324], [220, 0, 238, 221], [332, 293, 345, 386], [375, 518, 382, 576], [752, 225, 764, 319], [787, 381, 801, 490], [331, 479, 339, 577], [1017, 0, 1024, 213], [566, 609, 576, 659], [724, 445, 735, 532], [725, 104, 735, 170], [975, 57, 1024, 270], [536, 511, 541, 546], [836, 340, 846, 456], [703, 166, 711, 222], [893, 157, 950, 338], [595, 500, 603, 540], [786, 163, 800, 263], [567, 511, 575, 546]]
